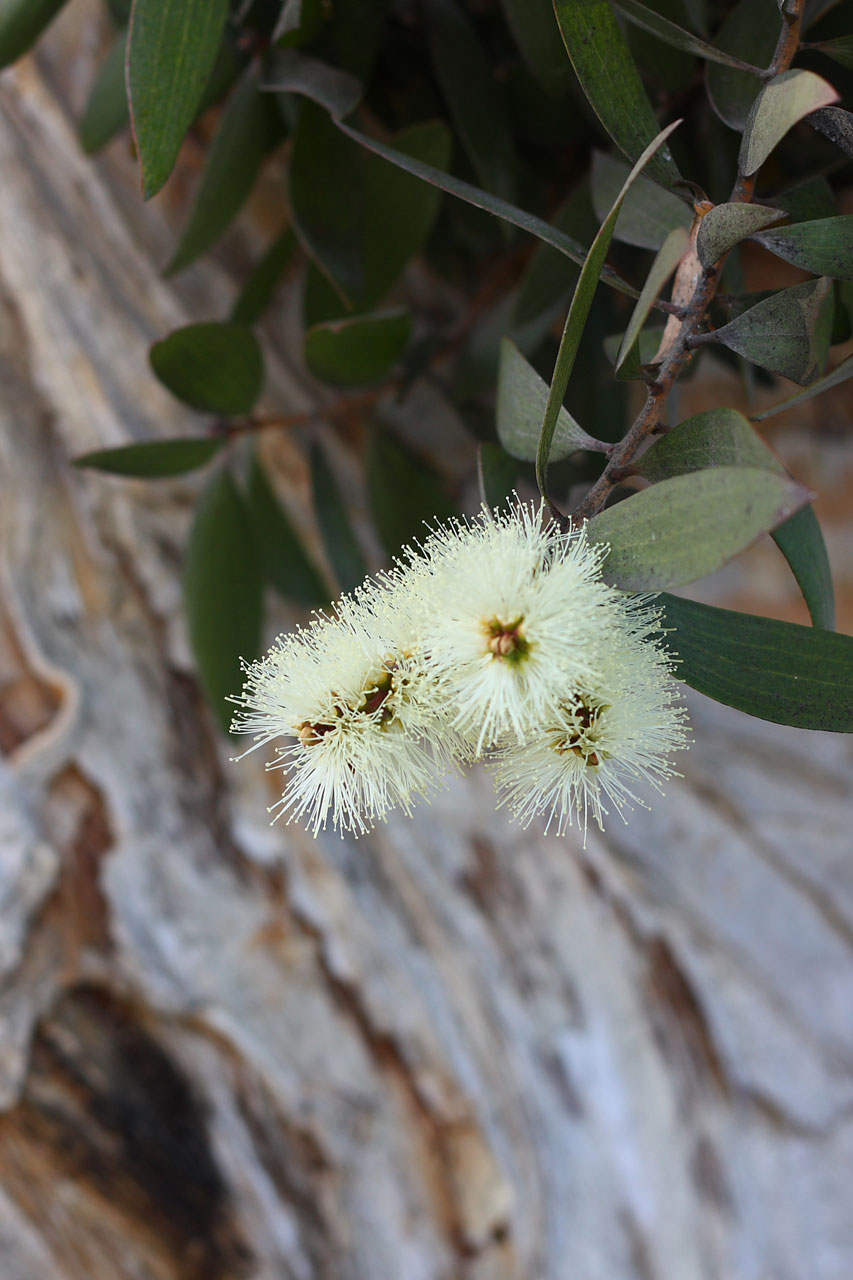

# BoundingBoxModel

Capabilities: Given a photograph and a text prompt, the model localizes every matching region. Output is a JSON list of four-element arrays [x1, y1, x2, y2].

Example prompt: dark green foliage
[[247, 452, 329, 606], [310, 445, 368, 593], [73, 438, 223, 478], [0, 0, 68, 69], [366, 426, 457, 557], [304, 310, 411, 386], [79, 31, 128, 154], [150, 324, 264, 414]]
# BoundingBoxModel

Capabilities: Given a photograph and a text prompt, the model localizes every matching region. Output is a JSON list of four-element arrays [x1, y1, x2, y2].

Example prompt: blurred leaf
[[537, 122, 681, 499], [290, 105, 451, 310], [166, 73, 285, 275], [809, 35, 853, 71], [751, 349, 853, 418], [696, 201, 787, 267], [604, 325, 667, 379], [613, 0, 763, 69], [659, 594, 853, 730], [310, 444, 367, 592], [753, 215, 853, 281], [73, 437, 223, 477], [304, 309, 411, 386], [739, 70, 839, 175], [587, 466, 809, 589], [0, 0, 67, 69], [230, 227, 297, 325], [552, 0, 681, 186], [335, 119, 640, 298], [772, 174, 838, 223], [274, 0, 327, 47], [184, 468, 262, 733], [497, 339, 607, 461], [636, 408, 834, 626], [806, 104, 853, 159], [79, 30, 129, 153], [616, 226, 689, 371], [127, 0, 229, 199], [591, 151, 692, 249], [150, 323, 264, 414], [710, 277, 832, 384], [477, 443, 518, 511], [247, 452, 328, 606], [512, 184, 593, 329], [425, 0, 517, 202], [261, 48, 363, 116], [501, 0, 575, 98], [366, 425, 457, 557], [706, 0, 778, 130]]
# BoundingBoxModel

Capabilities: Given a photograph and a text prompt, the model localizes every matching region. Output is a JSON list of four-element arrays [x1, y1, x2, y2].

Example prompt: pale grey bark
[[1, 17, 852, 1280]]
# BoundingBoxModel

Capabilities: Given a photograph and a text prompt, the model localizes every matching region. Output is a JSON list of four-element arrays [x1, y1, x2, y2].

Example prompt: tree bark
[[1, 18, 853, 1280]]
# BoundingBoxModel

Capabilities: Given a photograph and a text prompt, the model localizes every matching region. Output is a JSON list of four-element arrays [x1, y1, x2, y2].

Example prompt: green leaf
[[586, 466, 810, 590], [73, 437, 223, 477], [184, 468, 262, 733], [127, 0, 229, 199], [658, 594, 853, 730], [552, 0, 681, 186], [274, 0, 327, 48], [809, 35, 853, 72], [710, 277, 831, 384], [616, 226, 689, 372], [612, 0, 764, 71], [591, 151, 692, 250], [496, 339, 606, 462], [739, 70, 839, 176], [150, 323, 264, 414], [366, 425, 457, 558], [512, 184, 592, 328], [304, 309, 411, 386], [772, 175, 838, 224], [334, 119, 640, 299], [752, 215, 853, 282], [230, 227, 297, 325], [247, 452, 328, 606], [425, 0, 517, 202], [0, 0, 67, 69], [501, 0, 575, 99], [751, 349, 853, 419], [166, 73, 285, 275], [536, 121, 682, 500], [807, 104, 853, 160], [79, 30, 129, 154], [290, 105, 452, 311], [635, 408, 834, 626], [477, 443, 518, 511], [310, 444, 367, 593], [261, 47, 363, 117], [604, 325, 667, 380], [706, 0, 778, 130], [696, 201, 787, 268]]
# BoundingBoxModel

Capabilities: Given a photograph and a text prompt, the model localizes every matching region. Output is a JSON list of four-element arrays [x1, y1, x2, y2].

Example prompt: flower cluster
[[231, 500, 688, 841]]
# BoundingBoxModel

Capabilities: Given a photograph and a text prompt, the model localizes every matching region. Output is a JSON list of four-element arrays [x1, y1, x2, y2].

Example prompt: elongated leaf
[[304, 310, 411, 386], [334, 119, 639, 299], [586, 466, 809, 589], [604, 325, 667, 380], [496, 339, 605, 462], [512, 184, 593, 330], [552, 0, 681, 186], [261, 47, 362, 117], [425, 0, 517, 202], [501, 0, 575, 98], [477, 443, 518, 511], [807, 105, 853, 159], [80, 31, 129, 154], [247, 452, 328, 606], [613, 0, 762, 70], [230, 227, 297, 325], [73, 437, 223, 477], [740, 70, 839, 176], [536, 122, 682, 499], [696, 202, 787, 268], [367, 426, 457, 558], [150, 323, 264, 414], [635, 409, 834, 626], [659, 594, 853, 730], [310, 445, 367, 592], [185, 469, 262, 733], [591, 151, 692, 250], [127, 0, 229, 199], [706, 0, 778, 130], [0, 0, 67, 69], [809, 35, 853, 72], [166, 73, 285, 275], [616, 226, 689, 372], [710, 277, 831, 384], [751, 350, 853, 419], [753, 215, 853, 281]]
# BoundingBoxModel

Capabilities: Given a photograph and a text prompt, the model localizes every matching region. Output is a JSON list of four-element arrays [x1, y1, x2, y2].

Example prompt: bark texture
[[1, 18, 853, 1280]]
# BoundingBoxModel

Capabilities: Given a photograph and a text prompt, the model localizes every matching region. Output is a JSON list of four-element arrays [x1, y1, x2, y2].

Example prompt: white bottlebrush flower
[[230, 588, 455, 837], [401, 500, 618, 754], [490, 598, 689, 841]]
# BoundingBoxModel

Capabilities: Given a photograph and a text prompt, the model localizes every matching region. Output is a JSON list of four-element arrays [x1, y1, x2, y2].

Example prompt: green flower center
[[484, 616, 530, 665]]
